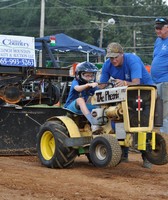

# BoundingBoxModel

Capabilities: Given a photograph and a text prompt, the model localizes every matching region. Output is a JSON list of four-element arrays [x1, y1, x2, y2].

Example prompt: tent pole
[[87, 52, 89, 62]]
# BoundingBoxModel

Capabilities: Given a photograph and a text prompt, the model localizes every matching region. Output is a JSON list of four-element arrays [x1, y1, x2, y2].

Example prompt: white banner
[[0, 35, 36, 67]]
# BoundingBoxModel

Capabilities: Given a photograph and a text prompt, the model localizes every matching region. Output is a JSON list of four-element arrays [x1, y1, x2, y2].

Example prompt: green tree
[[0, 0, 167, 64]]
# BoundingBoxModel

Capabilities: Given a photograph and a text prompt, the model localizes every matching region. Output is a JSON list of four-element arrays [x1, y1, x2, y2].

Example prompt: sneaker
[[142, 159, 152, 169], [91, 125, 102, 134]]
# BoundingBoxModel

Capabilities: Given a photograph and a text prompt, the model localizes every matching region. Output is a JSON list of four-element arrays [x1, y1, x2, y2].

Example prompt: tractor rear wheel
[[89, 134, 122, 167], [37, 120, 77, 168], [144, 132, 168, 165]]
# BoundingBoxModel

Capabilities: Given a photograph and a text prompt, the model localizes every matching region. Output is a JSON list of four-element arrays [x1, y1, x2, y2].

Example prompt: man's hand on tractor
[[114, 79, 127, 87]]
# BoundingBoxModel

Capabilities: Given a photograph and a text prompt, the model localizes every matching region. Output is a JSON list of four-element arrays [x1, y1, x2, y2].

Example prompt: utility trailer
[[0, 105, 67, 155], [0, 35, 72, 155]]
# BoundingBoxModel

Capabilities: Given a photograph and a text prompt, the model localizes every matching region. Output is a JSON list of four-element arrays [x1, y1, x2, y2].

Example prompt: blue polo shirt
[[100, 53, 154, 85], [151, 37, 168, 83]]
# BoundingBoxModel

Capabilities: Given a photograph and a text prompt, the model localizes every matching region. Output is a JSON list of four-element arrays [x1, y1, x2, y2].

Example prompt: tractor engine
[[91, 103, 123, 126]]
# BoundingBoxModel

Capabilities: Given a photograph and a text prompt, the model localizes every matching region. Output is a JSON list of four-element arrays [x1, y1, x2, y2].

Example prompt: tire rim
[[95, 144, 107, 160], [41, 131, 55, 160]]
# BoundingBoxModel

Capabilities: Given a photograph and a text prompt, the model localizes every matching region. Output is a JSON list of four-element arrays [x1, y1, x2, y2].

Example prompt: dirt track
[[0, 152, 168, 200]]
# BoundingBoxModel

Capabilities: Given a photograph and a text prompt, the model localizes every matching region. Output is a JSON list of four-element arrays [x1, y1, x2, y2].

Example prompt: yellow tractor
[[36, 85, 168, 168]]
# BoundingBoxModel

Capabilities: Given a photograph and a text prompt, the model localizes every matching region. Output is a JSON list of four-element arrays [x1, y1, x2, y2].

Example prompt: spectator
[[100, 42, 154, 168], [151, 17, 168, 133], [64, 61, 101, 133]]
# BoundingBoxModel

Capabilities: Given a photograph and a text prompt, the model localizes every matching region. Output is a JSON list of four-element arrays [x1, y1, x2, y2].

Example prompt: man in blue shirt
[[100, 42, 154, 86], [151, 17, 168, 134], [151, 18, 168, 83], [100, 42, 154, 168]]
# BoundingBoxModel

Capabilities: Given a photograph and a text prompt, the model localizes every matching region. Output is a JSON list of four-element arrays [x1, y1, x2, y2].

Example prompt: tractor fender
[[47, 116, 81, 138]]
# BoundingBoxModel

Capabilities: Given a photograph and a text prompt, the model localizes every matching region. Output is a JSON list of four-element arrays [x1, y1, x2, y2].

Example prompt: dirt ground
[[0, 152, 168, 200]]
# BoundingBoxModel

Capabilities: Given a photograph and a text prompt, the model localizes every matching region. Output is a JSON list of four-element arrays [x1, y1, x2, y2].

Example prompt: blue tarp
[[35, 33, 105, 56]]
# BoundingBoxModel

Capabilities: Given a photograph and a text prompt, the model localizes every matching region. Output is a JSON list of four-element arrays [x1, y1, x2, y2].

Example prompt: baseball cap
[[106, 42, 124, 58], [155, 17, 168, 29]]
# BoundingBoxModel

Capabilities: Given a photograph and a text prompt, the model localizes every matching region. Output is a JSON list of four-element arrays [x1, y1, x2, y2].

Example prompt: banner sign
[[0, 35, 36, 67]]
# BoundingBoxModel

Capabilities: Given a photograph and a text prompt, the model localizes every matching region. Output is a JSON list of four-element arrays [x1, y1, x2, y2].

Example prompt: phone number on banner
[[0, 58, 34, 67]]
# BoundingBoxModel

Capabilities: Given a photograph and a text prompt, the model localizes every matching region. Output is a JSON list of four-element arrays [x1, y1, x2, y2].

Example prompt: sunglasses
[[155, 18, 167, 23]]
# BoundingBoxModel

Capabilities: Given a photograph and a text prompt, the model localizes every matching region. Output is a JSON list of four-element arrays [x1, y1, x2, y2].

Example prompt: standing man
[[100, 42, 154, 168], [151, 17, 168, 133]]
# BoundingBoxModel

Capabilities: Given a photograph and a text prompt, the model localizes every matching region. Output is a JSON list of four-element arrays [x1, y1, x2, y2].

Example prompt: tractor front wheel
[[144, 133, 168, 165], [89, 134, 122, 168]]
